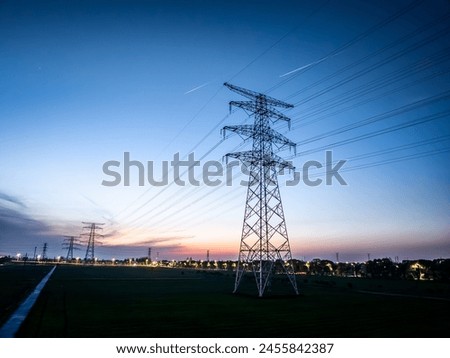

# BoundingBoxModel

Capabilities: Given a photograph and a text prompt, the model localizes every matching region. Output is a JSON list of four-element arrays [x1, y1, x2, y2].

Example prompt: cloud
[[102, 235, 193, 247], [133, 236, 194, 247], [98, 232, 194, 259], [0, 207, 46, 233], [0, 205, 59, 256], [0, 192, 26, 208]]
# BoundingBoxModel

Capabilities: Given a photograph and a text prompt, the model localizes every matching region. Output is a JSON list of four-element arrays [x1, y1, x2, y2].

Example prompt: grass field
[[0, 264, 52, 327], [1, 264, 449, 337]]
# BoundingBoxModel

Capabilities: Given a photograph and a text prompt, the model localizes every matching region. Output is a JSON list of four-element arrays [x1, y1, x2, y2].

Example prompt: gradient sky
[[1, 0, 449, 261]]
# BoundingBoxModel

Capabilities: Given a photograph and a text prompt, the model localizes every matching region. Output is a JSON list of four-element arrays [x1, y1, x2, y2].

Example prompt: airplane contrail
[[279, 52, 340, 77], [184, 82, 209, 94]]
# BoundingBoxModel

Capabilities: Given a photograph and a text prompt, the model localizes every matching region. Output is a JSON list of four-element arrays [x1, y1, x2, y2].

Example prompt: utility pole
[[222, 82, 298, 297], [336, 252, 339, 263], [63, 235, 81, 261], [82, 222, 104, 263]]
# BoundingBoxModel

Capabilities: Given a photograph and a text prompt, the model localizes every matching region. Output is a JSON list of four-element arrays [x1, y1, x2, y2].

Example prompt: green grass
[[0, 264, 52, 326], [6, 265, 450, 337]]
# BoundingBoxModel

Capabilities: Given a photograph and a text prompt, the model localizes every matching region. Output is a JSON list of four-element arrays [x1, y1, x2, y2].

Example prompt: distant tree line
[[290, 258, 450, 281], [2, 254, 450, 281]]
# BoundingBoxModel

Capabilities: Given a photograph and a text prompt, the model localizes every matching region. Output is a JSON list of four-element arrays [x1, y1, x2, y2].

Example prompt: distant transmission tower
[[63, 235, 81, 260], [222, 82, 298, 297], [42, 243, 48, 260], [82, 222, 104, 263]]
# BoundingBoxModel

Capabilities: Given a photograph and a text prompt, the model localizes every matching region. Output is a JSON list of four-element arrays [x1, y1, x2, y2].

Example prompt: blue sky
[[1, 0, 449, 261]]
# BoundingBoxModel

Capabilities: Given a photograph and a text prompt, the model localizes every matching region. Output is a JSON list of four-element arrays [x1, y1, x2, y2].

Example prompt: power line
[[227, 0, 331, 82], [305, 147, 449, 180], [265, 0, 425, 94], [107, 0, 447, 249], [110, 0, 331, 224], [291, 25, 450, 108], [294, 90, 450, 147], [297, 135, 449, 177], [283, 11, 450, 101], [287, 65, 450, 131], [119, 100, 449, 235], [113, 112, 232, 220], [117, 124, 254, 230], [285, 45, 450, 123], [287, 111, 450, 159]]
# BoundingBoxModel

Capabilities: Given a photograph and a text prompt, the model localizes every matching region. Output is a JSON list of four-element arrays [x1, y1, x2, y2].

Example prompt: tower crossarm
[[270, 153, 295, 171], [229, 101, 291, 124], [222, 125, 296, 152], [82, 222, 104, 229], [224, 82, 294, 109], [225, 151, 295, 171], [222, 124, 254, 139], [267, 128, 297, 152], [225, 150, 256, 166]]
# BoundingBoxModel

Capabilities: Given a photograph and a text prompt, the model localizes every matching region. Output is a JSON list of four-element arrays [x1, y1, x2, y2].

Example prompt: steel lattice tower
[[222, 82, 298, 297], [41, 242, 48, 260], [63, 235, 81, 260], [82, 222, 104, 263]]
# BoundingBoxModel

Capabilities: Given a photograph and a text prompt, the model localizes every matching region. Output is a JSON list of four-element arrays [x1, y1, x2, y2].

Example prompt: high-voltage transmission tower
[[82, 222, 104, 263], [62, 235, 81, 261], [222, 82, 298, 297], [41, 242, 48, 260]]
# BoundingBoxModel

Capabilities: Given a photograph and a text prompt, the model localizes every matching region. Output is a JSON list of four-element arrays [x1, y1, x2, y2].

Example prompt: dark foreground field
[[0, 264, 52, 327], [2, 264, 449, 337]]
